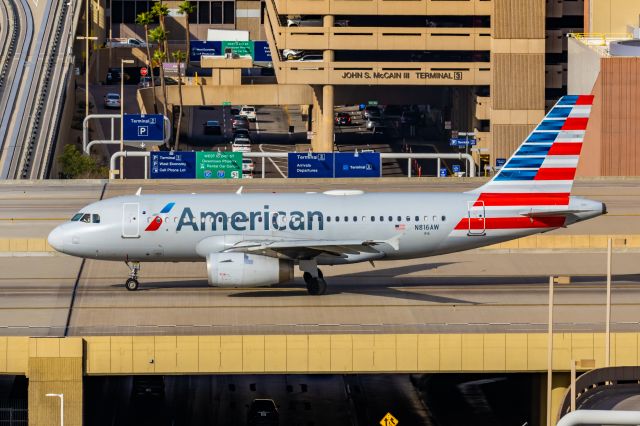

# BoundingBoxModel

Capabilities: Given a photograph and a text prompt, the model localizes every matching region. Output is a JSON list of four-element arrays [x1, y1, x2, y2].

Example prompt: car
[[231, 141, 252, 153], [137, 76, 152, 88], [242, 158, 255, 172], [361, 105, 381, 120], [230, 107, 240, 116], [232, 115, 250, 130], [282, 49, 304, 60], [203, 120, 222, 135], [297, 54, 323, 62], [239, 106, 257, 122], [233, 128, 251, 140], [335, 112, 351, 126], [366, 118, 383, 130], [103, 93, 120, 109], [233, 135, 251, 145], [247, 398, 279, 426]]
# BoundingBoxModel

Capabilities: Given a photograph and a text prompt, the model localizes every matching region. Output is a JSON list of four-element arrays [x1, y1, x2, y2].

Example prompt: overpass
[[2, 178, 640, 424]]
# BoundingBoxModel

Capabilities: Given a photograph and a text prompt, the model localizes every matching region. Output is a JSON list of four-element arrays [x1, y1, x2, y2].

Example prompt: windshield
[[107, 94, 119, 100], [71, 213, 83, 221]]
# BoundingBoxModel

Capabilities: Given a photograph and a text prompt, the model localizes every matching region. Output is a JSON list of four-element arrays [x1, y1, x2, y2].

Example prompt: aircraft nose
[[47, 226, 65, 252]]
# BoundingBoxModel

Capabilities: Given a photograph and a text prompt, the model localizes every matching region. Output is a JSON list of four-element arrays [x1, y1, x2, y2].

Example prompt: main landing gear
[[300, 260, 327, 295], [125, 261, 141, 291]]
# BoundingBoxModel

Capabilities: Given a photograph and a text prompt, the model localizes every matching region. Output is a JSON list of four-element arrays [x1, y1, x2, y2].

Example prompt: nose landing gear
[[125, 261, 141, 291]]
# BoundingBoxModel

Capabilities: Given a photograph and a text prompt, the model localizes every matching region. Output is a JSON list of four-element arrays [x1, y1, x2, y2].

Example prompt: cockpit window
[[80, 214, 91, 223], [92, 214, 100, 224], [71, 213, 83, 222]]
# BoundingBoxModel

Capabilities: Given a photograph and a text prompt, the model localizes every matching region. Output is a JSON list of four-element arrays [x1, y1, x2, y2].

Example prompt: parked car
[[287, 17, 348, 27], [283, 49, 304, 60], [297, 54, 323, 62], [103, 93, 120, 109], [240, 106, 257, 122], [362, 105, 381, 120], [106, 38, 149, 48], [335, 112, 351, 126], [247, 399, 279, 426], [203, 120, 222, 135], [106, 68, 129, 84]]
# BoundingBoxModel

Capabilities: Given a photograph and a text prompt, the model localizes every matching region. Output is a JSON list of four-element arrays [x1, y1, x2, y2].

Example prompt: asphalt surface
[[1, 179, 640, 336]]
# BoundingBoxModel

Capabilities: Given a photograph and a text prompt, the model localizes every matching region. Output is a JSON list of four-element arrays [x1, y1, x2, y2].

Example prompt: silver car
[[103, 93, 120, 109]]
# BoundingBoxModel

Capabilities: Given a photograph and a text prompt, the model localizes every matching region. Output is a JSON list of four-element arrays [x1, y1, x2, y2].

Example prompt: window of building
[[211, 1, 222, 24], [223, 1, 234, 24], [189, 2, 198, 24], [199, 1, 210, 24]]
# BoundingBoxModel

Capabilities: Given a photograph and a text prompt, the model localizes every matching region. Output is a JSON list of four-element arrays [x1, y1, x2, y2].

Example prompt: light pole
[[547, 275, 571, 426], [120, 59, 135, 179], [76, 36, 98, 119], [46, 393, 63, 426], [605, 237, 612, 367]]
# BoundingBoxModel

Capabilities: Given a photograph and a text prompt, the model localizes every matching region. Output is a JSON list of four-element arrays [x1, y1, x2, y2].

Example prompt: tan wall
[[492, 53, 545, 110], [567, 37, 601, 95], [492, 124, 535, 162], [161, 84, 315, 106], [576, 71, 602, 177], [493, 0, 545, 39], [590, 0, 640, 34], [272, 0, 492, 16]]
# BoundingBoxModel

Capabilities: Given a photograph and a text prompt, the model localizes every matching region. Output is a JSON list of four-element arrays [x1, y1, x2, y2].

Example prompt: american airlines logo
[[144, 202, 176, 231]]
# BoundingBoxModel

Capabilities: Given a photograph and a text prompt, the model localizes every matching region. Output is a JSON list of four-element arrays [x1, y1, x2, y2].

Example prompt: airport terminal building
[[93, 0, 584, 169]]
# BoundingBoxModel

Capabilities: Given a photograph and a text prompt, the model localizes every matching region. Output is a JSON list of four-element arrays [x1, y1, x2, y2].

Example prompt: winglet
[[135, 187, 142, 196], [236, 186, 243, 195]]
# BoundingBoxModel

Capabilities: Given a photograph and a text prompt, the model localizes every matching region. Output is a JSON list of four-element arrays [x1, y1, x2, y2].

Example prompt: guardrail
[[109, 150, 475, 179]]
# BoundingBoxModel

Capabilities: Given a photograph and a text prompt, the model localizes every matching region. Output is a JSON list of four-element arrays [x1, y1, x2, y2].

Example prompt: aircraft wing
[[223, 237, 400, 260]]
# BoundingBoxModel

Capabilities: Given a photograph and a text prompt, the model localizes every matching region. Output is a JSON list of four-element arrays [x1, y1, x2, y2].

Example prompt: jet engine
[[206, 253, 293, 287]]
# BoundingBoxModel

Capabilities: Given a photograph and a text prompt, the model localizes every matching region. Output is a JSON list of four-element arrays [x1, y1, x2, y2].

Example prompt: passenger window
[[80, 214, 91, 223], [327, 216, 331, 222], [442, 215, 446, 222], [406, 216, 411, 221], [388, 216, 392, 221], [353, 216, 357, 222], [424, 216, 429, 222], [380, 216, 384, 222], [71, 213, 83, 222], [335, 216, 340, 222], [415, 216, 419, 222], [92, 214, 100, 224], [433, 215, 437, 222], [371, 216, 375, 222], [362, 216, 367, 222], [344, 216, 349, 222], [397, 216, 401, 221]]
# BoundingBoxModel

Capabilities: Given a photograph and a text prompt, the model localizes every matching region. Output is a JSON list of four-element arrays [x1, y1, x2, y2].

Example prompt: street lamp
[[46, 393, 63, 426], [75, 36, 98, 119], [605, 237, 612, 367], [120, 59, 135, 179], [547, 275, 571, 426]]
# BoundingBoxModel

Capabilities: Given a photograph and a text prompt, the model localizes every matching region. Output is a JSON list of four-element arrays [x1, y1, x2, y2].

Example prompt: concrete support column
[[320, 84, 334, 152], [28, 338, 84, 426], [323, 15, 334, 28], [551, 373, 570, 425]]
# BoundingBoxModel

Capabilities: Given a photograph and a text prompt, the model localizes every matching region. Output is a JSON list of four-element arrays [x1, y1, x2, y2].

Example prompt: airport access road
[[1, 250, 639, 336], [1, 178, 639, 237]]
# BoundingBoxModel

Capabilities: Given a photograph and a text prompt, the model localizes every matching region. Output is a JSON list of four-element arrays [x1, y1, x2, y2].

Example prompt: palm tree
[[149, 27, 168, 117], [177, 1, 196, 67], [135, 11, 159, 114], [151, 1, 170, 56], [171, 50, 186, 151]]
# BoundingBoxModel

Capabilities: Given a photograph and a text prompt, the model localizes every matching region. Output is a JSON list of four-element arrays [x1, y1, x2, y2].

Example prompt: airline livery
[[48, 95, 605, 294]]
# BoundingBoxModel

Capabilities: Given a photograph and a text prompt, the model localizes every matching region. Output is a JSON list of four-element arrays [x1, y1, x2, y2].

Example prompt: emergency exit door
[[122, 203, 140, 238], [467, 200, 486, 236]]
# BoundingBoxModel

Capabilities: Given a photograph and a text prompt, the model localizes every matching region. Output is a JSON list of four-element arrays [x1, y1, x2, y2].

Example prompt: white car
[[242, 158, 255, 172], [239, 106, 256, 122], [231, 138, 252, 153], [103, 93, 120, 109], [283, 49, 304, 60]]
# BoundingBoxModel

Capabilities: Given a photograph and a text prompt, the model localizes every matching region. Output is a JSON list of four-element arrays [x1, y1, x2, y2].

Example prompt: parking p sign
[[123, 114, 164, 142]]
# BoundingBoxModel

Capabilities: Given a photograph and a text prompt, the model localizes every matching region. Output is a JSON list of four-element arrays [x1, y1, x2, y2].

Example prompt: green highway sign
[[222, 101, 232, 106], [221, 41, 254, 58], [196, 151, 242, 179], [368, 100, 378, 106]]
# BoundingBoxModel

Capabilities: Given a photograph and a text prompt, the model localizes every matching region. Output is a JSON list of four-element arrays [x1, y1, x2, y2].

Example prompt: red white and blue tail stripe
[[455, 95, 594, 237]]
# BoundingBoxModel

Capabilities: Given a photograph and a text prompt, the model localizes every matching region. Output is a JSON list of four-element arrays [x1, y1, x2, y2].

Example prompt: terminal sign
[[196, 151, 242, 179], [334, 152, 381, 178], [150, 152, 196, 179], [123, 114, 164, 142], [288, 153, 334, 178]]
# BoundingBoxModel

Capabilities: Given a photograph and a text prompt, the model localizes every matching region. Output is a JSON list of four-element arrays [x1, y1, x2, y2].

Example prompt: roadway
[[1, 179, 640, 336]]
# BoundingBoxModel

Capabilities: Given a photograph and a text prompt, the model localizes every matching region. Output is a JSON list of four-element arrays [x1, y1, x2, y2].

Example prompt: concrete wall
[[589, 0, 640, 33], [567, 37, 601, 95]]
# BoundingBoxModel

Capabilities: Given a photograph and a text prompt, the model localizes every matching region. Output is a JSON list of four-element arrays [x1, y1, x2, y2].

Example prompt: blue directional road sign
[[452, 164, 461, 174], [123, 114, 164, 142], [439, 168, 448, 177], [449, 138, 477, 147], [288, 153, 334, 178], [150, 151, 196, 179], [334, 152, 381, 178], [253, 41, 272, 62], [496, 158, 507, 168], [189, 41, 221, 62]]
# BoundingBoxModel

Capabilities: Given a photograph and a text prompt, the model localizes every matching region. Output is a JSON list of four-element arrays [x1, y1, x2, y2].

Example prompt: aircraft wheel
[[317, 278, 327, 295], [125, 278, 139, 291]]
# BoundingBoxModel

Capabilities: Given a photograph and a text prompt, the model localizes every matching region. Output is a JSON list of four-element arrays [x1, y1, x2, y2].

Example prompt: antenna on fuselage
[[236, 186, 243, 195], [135, 187, 142, 196]]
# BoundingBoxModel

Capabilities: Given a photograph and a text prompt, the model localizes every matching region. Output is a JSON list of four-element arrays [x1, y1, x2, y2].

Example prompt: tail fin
[[471, 95, 593, 195]]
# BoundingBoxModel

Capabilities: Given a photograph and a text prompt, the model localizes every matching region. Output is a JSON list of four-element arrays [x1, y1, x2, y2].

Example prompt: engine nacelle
[[206, 253, 293, 287]]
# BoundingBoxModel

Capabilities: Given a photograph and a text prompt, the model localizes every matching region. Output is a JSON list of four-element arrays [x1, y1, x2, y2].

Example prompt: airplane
[[47, 95, 605, 295]]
